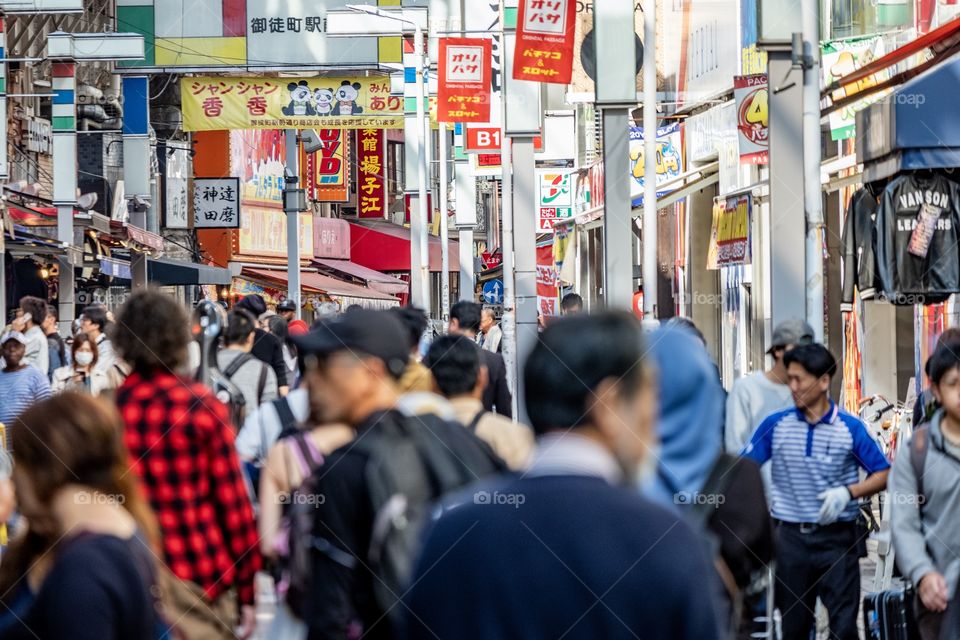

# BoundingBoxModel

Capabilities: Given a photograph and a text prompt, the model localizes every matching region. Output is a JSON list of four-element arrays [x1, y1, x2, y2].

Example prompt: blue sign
[[482, 279, 504, 305]]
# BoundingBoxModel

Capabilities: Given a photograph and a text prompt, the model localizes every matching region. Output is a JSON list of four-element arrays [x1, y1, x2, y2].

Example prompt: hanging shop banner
[[193, 177, 240, 228], [230, 129, 285, 206], [182, 76, 402, 131], [356, 129, 387, 219], [629, 124, 684, 207], [513, 0, 578, 84], [438, 38, 493, 123], [537, 243, 560, 316], [821, 36, 890, 141], [734, 75, 768, 164], [238, 206, 313, 258], [538, 171, 575, 232], [707, 193, 752, 269], [301, 129, 349, 203]]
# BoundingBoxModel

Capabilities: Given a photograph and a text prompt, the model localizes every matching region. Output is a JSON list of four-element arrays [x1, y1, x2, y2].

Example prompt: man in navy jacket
[[401, 312, 722, 640]]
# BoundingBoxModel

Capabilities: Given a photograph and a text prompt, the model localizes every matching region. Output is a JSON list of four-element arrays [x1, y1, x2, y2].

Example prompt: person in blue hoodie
[[402, 311, 721, 640], [646, 323, 773, 639]]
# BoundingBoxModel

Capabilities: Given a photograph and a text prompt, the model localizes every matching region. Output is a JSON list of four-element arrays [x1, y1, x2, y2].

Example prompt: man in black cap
[[277, 299, 297, 323], [292, 309, 505, 640], [235, 294, 289, 396]]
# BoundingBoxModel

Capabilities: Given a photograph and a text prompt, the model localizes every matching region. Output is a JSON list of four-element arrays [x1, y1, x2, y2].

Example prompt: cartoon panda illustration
[[333, 80, 364, 115], [282, 80, 315, 117], [313, 88, 335, 116]]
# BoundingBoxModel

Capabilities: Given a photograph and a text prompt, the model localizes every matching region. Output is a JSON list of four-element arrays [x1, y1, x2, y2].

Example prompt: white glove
[[817, 486, 852, 525]]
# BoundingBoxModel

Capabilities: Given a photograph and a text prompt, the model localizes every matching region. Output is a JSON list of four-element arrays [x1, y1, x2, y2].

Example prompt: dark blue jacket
[[402, 474, 722, 640]]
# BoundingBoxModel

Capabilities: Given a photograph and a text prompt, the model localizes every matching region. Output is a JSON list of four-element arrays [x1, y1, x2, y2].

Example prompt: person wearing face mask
[[402, 312, 721, 640], [51, 333, 112, 396]]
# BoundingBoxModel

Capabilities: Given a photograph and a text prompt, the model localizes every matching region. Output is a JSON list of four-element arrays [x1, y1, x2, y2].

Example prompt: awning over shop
[[313, 258, 409, 295], [241, 267, 399, 302], [148, 258, 232, 286], [348, 220, 460, 273], [857, 56, 960, 181], [109, 221, 164, 253]]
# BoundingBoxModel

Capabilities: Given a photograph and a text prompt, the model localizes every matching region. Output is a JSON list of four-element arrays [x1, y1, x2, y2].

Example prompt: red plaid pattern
[[117, 370, 262, 606]]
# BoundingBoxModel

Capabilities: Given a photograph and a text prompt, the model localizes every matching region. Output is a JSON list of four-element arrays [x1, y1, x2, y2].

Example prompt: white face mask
[[75, 351, 94, 367]]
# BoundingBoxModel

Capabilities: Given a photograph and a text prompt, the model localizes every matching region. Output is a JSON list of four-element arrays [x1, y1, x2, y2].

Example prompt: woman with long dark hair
[[0, 393, 170, 639]]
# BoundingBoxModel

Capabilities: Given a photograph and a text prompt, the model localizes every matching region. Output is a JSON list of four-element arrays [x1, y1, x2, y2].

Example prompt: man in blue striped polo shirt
[[743, 343, 890, 640]]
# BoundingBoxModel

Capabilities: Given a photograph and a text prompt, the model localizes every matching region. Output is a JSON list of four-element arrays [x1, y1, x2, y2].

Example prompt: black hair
[[81, 305, 108, 331], [423, 335, 480, 397], [45, 304, 57, 322], [665, 316, 706, 346], [524, 311, 646, 435], [19, 296, 47, 324], [927, 328, 960, 376], [224, 309, 257, 346], [267, 315, 289, 342], [450, 301, 482, 333], [783, 343, 837, 379], [113, 290, 190, 373], [560, 293, 583, 312], [929, 340, 960, 385], [389, 306, 428, 350]]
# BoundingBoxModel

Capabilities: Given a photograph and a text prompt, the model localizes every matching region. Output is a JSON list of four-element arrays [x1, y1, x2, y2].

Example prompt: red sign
[[438, 38, 493, 123], [481, 251, 502, 269], [356, 129, 387, 218], [302, 129, 349, 202], [465, 127, 502, 152], [536, 244, 559, 316], [313, 217, 350, 260], [404, 193, 434, 224], [513, 0, 577, 84]]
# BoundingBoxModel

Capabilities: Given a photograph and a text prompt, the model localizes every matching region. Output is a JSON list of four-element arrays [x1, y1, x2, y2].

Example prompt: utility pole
[[802, 0, 824, 341], [122, 76, 151, 289], [283, 129, 303, 317], [439, 124, 451, 321]]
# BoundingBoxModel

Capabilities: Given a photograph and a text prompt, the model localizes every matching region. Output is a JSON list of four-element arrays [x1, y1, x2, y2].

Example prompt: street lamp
[[344, 4, 432, 316]]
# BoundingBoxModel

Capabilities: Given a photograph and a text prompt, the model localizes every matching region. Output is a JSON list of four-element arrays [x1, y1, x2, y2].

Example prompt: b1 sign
[[465, 127, 502, 153]]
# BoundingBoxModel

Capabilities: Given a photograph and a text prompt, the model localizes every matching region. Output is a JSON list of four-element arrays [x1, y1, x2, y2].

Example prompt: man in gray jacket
[[890, 341, 960, 640]]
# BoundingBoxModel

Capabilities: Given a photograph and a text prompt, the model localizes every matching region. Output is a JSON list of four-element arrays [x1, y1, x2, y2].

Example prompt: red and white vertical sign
[[513, 0, 577, 84], [356, 129, 387, 219], [438, 38, 492, 123], [537, 244, 559, 316]]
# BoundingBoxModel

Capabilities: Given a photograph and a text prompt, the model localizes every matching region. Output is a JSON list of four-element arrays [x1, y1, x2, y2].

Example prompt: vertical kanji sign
[[193, 177, 241, 228], [513, 0, 577, 84], [438, 38, 493, 123], [356, 129, 387, 219]]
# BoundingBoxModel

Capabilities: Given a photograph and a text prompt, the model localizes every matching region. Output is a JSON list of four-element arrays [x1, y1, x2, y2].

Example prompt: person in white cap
[[0, 331, 51, 448]]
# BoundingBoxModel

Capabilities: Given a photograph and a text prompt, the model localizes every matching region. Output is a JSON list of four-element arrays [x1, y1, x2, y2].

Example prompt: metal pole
[[0, 15, 7, 324], [52, 57, 77, 334], [602, 108, 633, 309], [285, 129, 302, 316], [500, 135, 518, 414], [439, 124, 451, 321], [642, 0, 658, 318], [803, 0, 824, 342], [512, 137, 538, 425], [414, 24, 432, 316]]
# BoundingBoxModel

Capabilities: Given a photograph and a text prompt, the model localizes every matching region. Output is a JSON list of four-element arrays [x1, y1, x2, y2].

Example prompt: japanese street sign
[[483, 279, 504, 305], [193, 177, 240, 228], [302, 129, 349, 203], [537, 171, 574, 232], [480, 251, 502, 269], [733, 75, 769, 164], [537, 243, 559, 316], [182, 76, 402, 131], [464, 127, 542, 154], [438, 37, 492, 123], [707, 193, 752, 269], [356, 129, 387, 219], [514, 0, 577, 84]]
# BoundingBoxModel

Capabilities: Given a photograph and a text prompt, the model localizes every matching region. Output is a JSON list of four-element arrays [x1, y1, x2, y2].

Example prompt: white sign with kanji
[[522, 0, 570, 36], [445, 45, 485, 83], [193, 177, 241, 229]]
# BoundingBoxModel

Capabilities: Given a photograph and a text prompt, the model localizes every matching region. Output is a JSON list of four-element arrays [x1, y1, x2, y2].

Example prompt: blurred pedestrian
[[890, 342, 960, 640], [268, 314, 299, 383], [79, 304, 115, 373], [725, 319, 814, 454], [291, 309, 505, 639], [647, 323, 772, 636], [450, 301, 512, 417], [50, 333, 114, 396], [41, 304, 66, 379], [560, 292, 583, 314], [113, 290, 262, 639], [390, 306, 433, 394], [0, 393, 169, 639], [912, 328, 960, 427], [478, 307, 503, 353], [403, 312, 721, 640], [12, 297, 48, 376], [218, 309, 279, 418], [424, 334, 532, 469], [0, 332, 51, 449], [742, 343, 889, 640], [278, 299, 297, 323], [236, 294, 289, 396]]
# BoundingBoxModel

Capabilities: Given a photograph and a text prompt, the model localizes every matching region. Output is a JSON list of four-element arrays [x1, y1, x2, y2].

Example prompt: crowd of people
[[0, 289, 956, 640]]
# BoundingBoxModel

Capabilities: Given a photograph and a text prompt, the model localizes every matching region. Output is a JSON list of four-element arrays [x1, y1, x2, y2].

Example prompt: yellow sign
[[238, 206, 314, 259], [182, 76, 403, 131], [707, 194, 751, 269]]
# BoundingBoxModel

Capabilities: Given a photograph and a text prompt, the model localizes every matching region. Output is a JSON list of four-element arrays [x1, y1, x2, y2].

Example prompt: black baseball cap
[[292, 309, 411, 379], [277, 299, 297, 312]]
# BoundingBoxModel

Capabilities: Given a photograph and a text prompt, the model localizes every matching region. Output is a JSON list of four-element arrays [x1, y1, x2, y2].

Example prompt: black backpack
[[290, 412, 506, 622], [217, 353, 268, 428]]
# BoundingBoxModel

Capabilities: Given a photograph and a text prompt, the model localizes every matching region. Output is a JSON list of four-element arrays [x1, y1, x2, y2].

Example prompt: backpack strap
[[289, 431, 324, 476], [691, 452, 739, 528], [273, 396, 299, 439], [911, 426, 930, 517], [466, 410, 485, 433], [223, 353, 253, 380], [255, 364, 268, 405]]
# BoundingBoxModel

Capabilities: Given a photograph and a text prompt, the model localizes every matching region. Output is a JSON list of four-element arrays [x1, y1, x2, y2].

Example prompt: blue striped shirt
[[742, 401, 890, 523], [0, 365, 52, 449]]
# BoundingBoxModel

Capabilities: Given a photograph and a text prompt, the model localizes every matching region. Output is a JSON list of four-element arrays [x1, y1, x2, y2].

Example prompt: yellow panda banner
[[182, 77, 404, 131]]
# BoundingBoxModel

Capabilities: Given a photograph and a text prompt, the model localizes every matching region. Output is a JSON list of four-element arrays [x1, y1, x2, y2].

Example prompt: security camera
[[300, 129, 324, 154], [132, 195, 151, 209]]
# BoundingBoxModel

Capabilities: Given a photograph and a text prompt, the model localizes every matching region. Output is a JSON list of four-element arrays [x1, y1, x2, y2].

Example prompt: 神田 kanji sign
[[356, 129, 387, 219], [182, 77, 403, 131], [514, 0, 577, 84], [193, 177, 241, 228], [438, 38, 492, 123]]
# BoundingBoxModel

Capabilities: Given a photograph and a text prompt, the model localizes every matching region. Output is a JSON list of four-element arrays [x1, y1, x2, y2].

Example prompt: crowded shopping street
[[0, 1, 959, 639]]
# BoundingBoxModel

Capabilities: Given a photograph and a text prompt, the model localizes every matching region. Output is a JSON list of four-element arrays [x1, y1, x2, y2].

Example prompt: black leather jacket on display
[[841, 185, 882, 311]]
